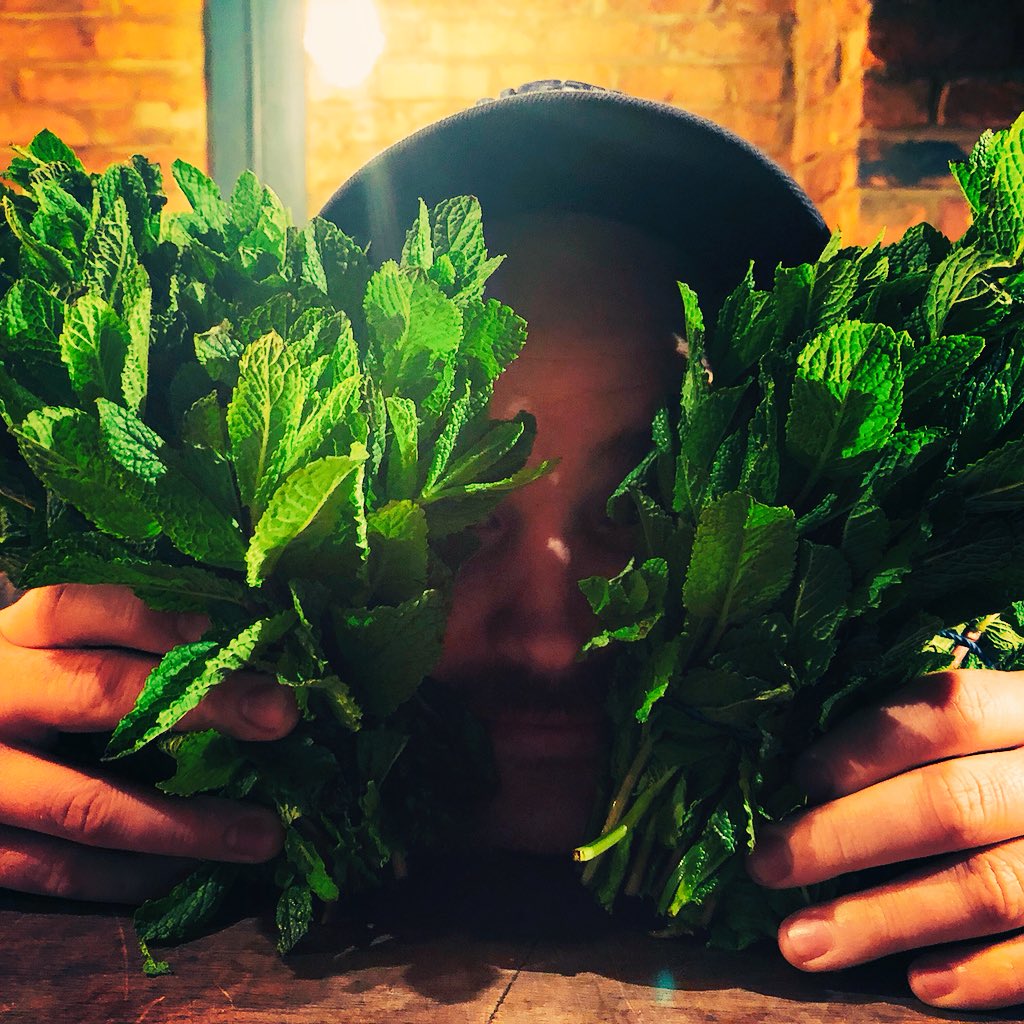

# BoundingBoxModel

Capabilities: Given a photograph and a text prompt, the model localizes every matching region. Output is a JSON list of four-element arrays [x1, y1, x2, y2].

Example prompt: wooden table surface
[[2, 855, 1021, 1024]]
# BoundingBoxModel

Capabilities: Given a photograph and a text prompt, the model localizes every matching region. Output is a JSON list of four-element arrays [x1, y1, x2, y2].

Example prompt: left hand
[[745, 668, 1024, 1011]]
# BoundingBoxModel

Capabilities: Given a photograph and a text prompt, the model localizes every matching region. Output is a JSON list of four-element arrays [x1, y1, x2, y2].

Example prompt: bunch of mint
[[0, 133, 545, 970], [574, 112, 1024, 949]]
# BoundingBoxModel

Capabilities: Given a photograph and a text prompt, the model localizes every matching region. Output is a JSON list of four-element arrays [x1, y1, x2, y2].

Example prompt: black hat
[[319, 80, 830, 303]]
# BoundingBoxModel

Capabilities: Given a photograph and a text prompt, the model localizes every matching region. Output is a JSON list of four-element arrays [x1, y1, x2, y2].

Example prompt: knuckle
[[929, 671, 989, 747], [925, 763, 1001, 847], [962, 849, 1024, 929], [48, 784, 113, 843], [61, 650, 142, 724]]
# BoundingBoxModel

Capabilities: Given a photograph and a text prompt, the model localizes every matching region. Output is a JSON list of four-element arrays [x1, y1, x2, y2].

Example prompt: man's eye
[[472, 511, 507, 538], [588, 510, 638, 547]]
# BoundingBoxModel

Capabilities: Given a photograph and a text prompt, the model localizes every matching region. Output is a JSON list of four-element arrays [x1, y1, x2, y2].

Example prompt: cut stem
[[575, 769, 675, 867]]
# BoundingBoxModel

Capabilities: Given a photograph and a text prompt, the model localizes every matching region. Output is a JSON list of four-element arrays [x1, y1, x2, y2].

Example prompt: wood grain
[[1, 855, 1021, 1024]]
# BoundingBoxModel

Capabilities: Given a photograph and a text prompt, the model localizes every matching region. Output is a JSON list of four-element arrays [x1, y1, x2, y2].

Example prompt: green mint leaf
[[3, 194, 74, 288], [246, 447, 368, 587], [58, 294, 132, 405], [171, 160, 228, 233], [299, 218, 371, 315], [903, 333, 985, 420], [459, 297, 528, 390], [96, 398, 247, 569], [134, 864, 232, 945], [85, 194, 135, 308], [787, 541, 850, 678], [429, 196, 503, 304], [707, 265, 778, 387], [366, 499, 428, 605], [683, 491, 797, 645], [1, 278, 62, 353], [785, 320, 904, 494], [422, 414, 533, 500], [19, 533, 248, 612], [194, 320, 244, 387], [384, 395, 419, 500], [950, 437, 1024, 511], [226, 330, 304, 513], [14, 405, 159, 540], [401, 197, 434, 270], [923, 246, 1006, 341], [157, 730, 243, 796], [284, 828, 340, 902], [107, 611, 295, 758], [275, 882, 313, 955], [331, 590, 445, 718], [182, 390, 228, 453], [280, 372, 362, 480]]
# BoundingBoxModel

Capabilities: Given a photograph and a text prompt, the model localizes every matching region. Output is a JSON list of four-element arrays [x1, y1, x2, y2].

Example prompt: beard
[[426, 650, 616, 854]]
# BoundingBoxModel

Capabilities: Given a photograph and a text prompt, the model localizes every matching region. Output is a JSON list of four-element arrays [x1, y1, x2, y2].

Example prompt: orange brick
[[730, 63, 788, 104], [425, 18, 539, 59], [117, 0, 203, 17], [93, 19, 202, 62], [0, 18, 97, 60], [0, 0, 114, 14], [543, 18, 662, 60], [370, 59, 450, 101], [661, 16, 786, 65], [16, 67, 137, 107], [619, 65, 732, 107], [0, 104, 90, 147]]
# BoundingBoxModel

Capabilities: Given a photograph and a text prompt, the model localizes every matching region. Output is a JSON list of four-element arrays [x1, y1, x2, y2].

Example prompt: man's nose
[[489, 523, 594, 674]]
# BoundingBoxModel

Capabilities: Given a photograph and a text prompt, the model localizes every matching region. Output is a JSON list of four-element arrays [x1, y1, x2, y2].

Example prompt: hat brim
[[318, 85, 830, 301]]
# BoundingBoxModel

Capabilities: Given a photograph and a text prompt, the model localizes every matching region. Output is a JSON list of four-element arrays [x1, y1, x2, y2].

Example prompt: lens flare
[[304, 0, 386, 90]]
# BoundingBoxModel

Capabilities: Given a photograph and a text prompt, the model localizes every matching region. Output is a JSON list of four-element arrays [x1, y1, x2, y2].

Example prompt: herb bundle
[[0, 134, 545, 970], [573, 113, 1024, 948]]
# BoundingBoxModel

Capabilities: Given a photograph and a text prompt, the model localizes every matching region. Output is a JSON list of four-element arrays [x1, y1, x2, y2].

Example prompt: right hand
[[0, 583, 299, 904]]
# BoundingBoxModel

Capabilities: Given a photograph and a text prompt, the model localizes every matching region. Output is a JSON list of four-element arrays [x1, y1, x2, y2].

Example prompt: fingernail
[[176, 611, 210, 643], [782, 917, 833, 964], [747, 828, 791, 885], [240, 684, 292, 732], [224, 816, 282, 861], [910, 967, 959, 1003]]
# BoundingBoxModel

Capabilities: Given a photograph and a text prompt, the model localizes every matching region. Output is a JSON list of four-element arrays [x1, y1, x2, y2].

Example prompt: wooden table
[[1, 855, 1020, 1024]]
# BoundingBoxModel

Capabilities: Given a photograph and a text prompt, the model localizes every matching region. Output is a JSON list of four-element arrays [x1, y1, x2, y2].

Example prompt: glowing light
[[304, 0, 386, 90]]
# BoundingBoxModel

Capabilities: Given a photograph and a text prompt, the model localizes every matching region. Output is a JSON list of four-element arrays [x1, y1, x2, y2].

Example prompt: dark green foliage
[[0, 137, 547, 961], [574, 112, 1024, 947]]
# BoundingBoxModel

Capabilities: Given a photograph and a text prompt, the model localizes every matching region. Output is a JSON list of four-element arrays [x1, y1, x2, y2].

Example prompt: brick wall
[[305, 0, 870, 237], [0, 0, 207, 210], [859, 0, 1024, 243]]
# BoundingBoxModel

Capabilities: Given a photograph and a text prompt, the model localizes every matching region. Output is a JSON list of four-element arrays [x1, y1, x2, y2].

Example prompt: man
[[0, 82, 1021, 1011]]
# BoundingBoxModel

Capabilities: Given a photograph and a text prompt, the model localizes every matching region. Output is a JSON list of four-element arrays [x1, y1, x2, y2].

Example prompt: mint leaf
[[14, 405, 159, 540], [788, 541, 850, 677], [332, 590, 445, 718], [106, 611, 295, 758], [59, 294, 132, 405], [275, 883, 313, 954], [246, 448, 368, 587], [157, 731, 243, 796], [785, 320, 904, 493], [683, 492, 797, 646], [226, 330, 304, 513], [172, 160, 228, 233], [134, 864, 232, 946]]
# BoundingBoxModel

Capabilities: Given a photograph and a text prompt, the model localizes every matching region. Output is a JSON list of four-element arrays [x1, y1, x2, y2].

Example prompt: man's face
[[431, 214, 681, 854]]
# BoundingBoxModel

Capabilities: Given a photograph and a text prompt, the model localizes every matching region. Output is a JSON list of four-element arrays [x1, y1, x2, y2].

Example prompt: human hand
[[745, 668, 1024, 1011], [0, 583, 299, 904]]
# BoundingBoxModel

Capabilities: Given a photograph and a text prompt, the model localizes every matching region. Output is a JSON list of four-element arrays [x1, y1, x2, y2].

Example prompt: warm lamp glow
[[304, 0, 386, 90]]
